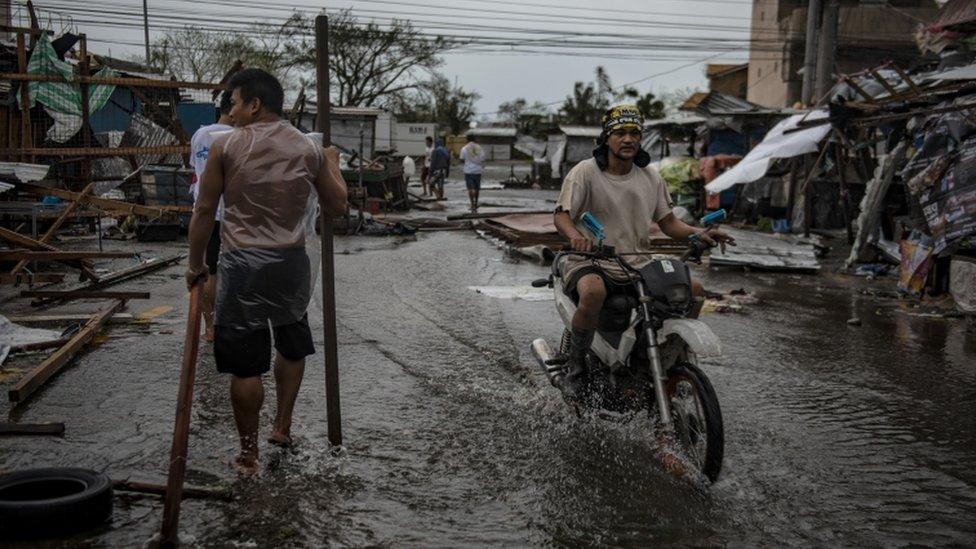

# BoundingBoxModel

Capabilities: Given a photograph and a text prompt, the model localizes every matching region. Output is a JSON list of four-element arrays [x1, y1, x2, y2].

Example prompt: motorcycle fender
[[657, 319, 722, 358]]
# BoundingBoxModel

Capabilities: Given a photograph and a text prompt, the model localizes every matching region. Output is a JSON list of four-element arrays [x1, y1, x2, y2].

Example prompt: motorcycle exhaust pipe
[[531, 338, 565, 387]]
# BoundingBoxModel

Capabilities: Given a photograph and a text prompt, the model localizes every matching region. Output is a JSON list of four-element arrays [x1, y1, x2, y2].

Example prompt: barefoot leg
[[271, 352, 306, 445], [202, 274, 218, 342], [230, 374, 263, 470]]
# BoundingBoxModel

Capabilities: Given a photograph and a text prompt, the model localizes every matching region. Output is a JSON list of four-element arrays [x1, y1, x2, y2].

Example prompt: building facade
[[747, 0, 939, 108]]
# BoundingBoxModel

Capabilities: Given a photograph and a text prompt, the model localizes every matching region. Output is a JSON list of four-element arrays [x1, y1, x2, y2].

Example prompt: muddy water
[[3, 184, 976, 547]]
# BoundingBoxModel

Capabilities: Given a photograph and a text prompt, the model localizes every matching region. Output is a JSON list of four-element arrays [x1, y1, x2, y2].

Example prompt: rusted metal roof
[[679, 91, 776, 116], [926, 0, 976, 32], [706, 63, 748, 78]]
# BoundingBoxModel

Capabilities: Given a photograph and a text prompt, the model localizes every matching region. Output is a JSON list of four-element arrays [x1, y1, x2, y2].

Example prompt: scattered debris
[[847, 317, 862, 326], [8, 300, 127, 403], [708, 228, 821, 272]]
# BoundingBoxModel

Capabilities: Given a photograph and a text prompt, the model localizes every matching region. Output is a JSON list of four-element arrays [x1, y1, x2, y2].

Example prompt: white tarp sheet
[[705, 110, 831, 193]]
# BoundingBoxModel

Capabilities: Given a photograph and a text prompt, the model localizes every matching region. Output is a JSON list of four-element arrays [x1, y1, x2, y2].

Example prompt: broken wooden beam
[[8, 338, 70, 353], [0, 226, 99, 281], [1, 71, 225, 90], [0, 422, 65, 436], [112, 480, 234, 501], [21, 290, 150, 300], [0, 250, 133, 261], [8, 300, 126, 403], [29, 254, 183, 307], [15, 182, 179, 219], [9, 180, 98, 276]]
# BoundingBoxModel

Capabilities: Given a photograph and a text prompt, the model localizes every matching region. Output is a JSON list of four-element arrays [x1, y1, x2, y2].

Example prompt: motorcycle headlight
[[665, 285, 689, 306]]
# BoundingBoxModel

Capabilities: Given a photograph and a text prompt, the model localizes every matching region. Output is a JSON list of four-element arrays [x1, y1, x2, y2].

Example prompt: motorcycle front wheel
[[663, 362, 724, 482]]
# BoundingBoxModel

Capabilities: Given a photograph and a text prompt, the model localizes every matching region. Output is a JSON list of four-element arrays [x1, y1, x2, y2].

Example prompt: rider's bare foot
[[229, 454, 259, 476], [268, 431, 293, 448]]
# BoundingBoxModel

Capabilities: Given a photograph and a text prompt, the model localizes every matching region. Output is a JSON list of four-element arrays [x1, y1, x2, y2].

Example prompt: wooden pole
[[315, 15, 343, 448], [16, 31, 31, 162], [159, 283, 202, 547], [834, 145, 854, 244]]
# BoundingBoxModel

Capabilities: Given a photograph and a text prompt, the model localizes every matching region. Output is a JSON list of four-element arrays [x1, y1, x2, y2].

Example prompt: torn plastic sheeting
[[0, 315, 61, 351], [468, 286, 553, 301], [705, 110, 831, 193]]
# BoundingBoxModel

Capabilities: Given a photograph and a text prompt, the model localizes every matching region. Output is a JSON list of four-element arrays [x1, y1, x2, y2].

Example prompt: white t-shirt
[[189, 122, 233, 221], [423, 145, 433, 168], [459, 142, 486, 175], [402, 155, 416, 178]]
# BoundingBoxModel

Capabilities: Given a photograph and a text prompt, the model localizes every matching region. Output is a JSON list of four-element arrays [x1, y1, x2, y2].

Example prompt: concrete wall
[[747, 0, 938, 108]]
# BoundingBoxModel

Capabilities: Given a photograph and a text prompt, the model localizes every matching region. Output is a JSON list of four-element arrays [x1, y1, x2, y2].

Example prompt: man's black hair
[[466, 133, 476, 142], [426, 135, 433, 143], [218, 89, 232, 116], [227, 68, 284, 116]]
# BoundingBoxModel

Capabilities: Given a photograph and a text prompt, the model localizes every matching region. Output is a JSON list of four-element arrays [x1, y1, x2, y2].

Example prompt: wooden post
[[17, 31, 31, 162], [8, 180, 98, 277], [315, 15, 343, 448], [834, 145, 854, 244], [159, 283, 203, 547]]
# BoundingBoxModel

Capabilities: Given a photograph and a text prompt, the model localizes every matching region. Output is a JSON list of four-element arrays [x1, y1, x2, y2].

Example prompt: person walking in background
[[459, 133, 486, 212], [429, 138, 451, 201], [422, 135, 433, 197], [189, 89, 234, 342]]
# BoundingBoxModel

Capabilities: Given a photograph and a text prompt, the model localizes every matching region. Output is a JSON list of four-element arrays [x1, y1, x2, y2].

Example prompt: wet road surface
[[2, 179, 976, 547]]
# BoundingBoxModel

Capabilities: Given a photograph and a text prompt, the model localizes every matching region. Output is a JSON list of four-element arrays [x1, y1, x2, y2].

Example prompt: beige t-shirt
[[556, 158, 673, 254], [214, 120, 323, 250]]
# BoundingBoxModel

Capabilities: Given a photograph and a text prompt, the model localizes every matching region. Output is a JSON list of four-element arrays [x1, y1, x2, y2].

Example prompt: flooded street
[[3, 179, 976, 547]]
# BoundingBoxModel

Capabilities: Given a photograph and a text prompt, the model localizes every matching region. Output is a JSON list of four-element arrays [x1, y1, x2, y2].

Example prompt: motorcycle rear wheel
[[663, 362, 724, 482]]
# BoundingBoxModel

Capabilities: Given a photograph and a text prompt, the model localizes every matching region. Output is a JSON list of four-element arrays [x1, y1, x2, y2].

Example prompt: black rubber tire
[[0, 467, 113, 539], [665, 362, 725, 482]]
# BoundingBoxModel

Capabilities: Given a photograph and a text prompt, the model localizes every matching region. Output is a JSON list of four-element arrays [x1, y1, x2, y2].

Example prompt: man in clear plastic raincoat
[[186, 69, 347, 475]]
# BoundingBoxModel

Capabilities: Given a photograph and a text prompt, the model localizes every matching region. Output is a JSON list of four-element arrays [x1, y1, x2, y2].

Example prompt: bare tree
[[286, 9, 449, 107]]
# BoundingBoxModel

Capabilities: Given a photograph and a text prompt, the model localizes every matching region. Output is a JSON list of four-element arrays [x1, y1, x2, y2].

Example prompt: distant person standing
[[421, 135, 433, 197], [189, 89, 234, 342], [459, 134, 486, 212], [429, 138, 451, 200]]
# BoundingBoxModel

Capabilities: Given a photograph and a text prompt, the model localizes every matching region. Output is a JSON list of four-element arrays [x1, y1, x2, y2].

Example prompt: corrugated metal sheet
[[467, 127, 517, 137], [559, 125, 601, 137], [0, 162, 51, 182]]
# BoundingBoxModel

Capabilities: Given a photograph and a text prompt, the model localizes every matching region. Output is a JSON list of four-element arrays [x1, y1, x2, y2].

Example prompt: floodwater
[[3, 175, 976, 547]]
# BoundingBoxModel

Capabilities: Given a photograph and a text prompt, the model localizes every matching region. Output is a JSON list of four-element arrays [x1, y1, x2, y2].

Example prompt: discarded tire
[[0, 468, 113, 538]]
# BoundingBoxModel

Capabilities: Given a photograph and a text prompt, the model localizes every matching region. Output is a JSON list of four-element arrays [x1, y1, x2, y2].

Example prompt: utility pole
[[815, 0, 840, 102], [314, 15, 343, 448], [801, 0, 822, 106], [143, 0, 150, 66]]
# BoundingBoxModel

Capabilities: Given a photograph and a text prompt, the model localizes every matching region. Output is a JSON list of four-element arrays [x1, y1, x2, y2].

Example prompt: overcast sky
[[14, 0, 756, 116]]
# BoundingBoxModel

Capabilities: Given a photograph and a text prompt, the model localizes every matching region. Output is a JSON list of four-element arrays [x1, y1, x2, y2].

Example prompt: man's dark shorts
[[214, 315, 315, 378], [464, 173, 482, 190], [205, 221, 221, 275]]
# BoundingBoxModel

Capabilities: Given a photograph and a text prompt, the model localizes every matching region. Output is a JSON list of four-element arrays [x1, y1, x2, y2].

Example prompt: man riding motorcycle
[[552, 104, 735, 402]]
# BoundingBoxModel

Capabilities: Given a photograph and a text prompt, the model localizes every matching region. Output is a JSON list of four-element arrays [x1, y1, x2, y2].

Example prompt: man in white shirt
[[459, 133, 486, 212], [189, 90, 234, 342]]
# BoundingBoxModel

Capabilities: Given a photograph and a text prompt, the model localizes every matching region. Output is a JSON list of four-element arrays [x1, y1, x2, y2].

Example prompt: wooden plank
[[7, 144, 188, 158], [17, 33, 31, 162], [0, 227, 99, 280], [20, 290, 150, 300], [9, 338, 70, 353], [0, 422, 65, 436], [8, 300, 126, 403], [15, 182, 178, 219], [29, 254, 183, 306], [6, 313, 135, 324], [0, 272, 66, 284], [0, 250, 133, 260], [113, 479, 233, 501], [0, 72, 226, 90]]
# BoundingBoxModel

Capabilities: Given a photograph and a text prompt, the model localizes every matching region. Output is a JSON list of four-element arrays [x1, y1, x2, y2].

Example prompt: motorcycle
[[530, 210, 727, 482]]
